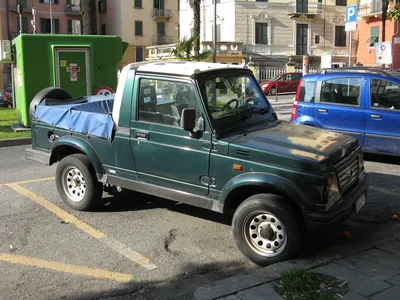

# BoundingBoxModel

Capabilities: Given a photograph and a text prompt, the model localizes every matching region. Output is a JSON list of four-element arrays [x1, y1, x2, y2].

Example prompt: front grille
[[335, 149, 360, 194]]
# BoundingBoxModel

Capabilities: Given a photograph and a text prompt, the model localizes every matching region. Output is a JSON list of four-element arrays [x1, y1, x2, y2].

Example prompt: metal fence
[[258, 66, 320, 81]]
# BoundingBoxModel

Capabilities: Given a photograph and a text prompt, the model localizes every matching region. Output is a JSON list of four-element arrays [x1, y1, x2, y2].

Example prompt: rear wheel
[[232, 194, 304, 266], [56, 154, 103, 211]]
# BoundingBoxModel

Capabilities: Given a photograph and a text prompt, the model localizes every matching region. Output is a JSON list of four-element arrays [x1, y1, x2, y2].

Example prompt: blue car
[[290, 68, 400, 156]]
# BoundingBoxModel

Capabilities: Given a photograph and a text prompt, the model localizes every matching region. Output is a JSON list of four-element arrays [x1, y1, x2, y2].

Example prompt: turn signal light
[[233, 164, 243, 171]]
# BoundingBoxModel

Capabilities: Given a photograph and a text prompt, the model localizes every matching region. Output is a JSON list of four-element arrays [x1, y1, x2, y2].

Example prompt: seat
[[138, 85, 164, 124]]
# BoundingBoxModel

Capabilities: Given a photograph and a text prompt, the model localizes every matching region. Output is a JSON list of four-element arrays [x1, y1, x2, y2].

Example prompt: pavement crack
[[164, 229, 178, 252]]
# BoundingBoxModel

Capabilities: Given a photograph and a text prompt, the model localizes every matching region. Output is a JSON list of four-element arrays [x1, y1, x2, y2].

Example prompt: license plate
[[355, 194, 365, 213]]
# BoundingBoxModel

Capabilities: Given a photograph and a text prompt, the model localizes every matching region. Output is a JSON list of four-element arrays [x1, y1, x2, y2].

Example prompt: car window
[[298, 80, 317, 102], [320, 77, 361, 106], [138, 78, 202, 127], [370, 78, 400, 110], [293, 74, 302, 80]]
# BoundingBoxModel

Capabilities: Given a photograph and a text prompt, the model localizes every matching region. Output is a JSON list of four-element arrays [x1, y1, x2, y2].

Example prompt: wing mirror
[[180, 108, 203, 138]]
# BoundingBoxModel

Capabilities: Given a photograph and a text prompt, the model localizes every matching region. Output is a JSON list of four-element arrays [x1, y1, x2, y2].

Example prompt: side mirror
[[180, 108, 196, 132]]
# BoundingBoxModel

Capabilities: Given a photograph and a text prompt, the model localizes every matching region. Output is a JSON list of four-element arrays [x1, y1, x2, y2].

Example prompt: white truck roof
[[123, 60, 249, 77]]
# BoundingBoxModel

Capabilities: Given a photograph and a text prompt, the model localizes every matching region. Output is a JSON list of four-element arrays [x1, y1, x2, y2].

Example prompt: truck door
[[54, 48, 90, 97], [130, 76, 212, 196]]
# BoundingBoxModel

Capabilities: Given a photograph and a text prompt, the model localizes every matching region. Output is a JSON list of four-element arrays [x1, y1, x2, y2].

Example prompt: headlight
[[323, 172, 340, 204]]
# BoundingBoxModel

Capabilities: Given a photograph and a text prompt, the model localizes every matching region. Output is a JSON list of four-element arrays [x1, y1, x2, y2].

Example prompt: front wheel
[[269, 87, 277, 95], [55, 154, 103, 211], [232, 194, 304, 266]]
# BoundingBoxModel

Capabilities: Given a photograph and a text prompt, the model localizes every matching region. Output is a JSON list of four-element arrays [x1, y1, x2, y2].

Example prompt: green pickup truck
[[26, 61, 368, 266]]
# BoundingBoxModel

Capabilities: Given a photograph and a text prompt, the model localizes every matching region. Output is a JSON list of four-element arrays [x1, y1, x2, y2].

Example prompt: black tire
[[55, 154, 103, 211], [269, 87, 277, 95], [232, 194, 304, 266], [29, 87, 72, 124]]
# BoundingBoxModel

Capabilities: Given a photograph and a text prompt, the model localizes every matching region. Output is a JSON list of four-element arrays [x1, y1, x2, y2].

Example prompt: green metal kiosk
[[11, 34, 128, 127]]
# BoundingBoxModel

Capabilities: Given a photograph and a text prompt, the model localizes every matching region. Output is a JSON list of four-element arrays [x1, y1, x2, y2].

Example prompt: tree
[[171, 35, 211, 61], [188, 0, 201, 56], [388, 0, 400, 21], [81, 0, 97, 35]]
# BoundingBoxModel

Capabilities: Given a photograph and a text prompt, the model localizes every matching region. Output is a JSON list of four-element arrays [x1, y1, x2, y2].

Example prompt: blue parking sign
[[346, 5, 358, 23]]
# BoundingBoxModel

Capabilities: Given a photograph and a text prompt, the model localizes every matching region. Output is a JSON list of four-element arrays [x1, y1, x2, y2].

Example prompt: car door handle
[[318, 108, 328, 113], [370, 114, 382, 119], [136, 132, 148, 139]]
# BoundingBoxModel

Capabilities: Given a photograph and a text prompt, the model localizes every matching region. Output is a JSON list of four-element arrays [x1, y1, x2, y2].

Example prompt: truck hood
[[226, 121, 359, 172]]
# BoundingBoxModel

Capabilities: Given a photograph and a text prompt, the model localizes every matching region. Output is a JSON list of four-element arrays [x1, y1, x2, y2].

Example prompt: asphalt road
[[0, 99, 399, 300]]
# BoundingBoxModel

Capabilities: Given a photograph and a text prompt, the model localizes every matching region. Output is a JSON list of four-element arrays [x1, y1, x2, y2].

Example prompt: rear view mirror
[[180, 108, 196, 131]]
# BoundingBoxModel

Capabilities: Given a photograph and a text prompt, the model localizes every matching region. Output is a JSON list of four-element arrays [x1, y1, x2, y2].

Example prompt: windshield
[[197, 72, 273, 135]]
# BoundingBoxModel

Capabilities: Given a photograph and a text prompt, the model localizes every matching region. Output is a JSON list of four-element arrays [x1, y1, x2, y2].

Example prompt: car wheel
[[269, 87, 277, 95], [232, 193, 304, 266], [29, 87, 72, 124], [56, 154, 103, 211]]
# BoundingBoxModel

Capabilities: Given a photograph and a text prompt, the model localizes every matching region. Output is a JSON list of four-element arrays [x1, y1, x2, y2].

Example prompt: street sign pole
[[349, 31, 352, 66]]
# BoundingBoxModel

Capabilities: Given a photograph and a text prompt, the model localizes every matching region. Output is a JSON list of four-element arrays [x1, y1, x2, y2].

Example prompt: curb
[[0, 137, 31, 148]]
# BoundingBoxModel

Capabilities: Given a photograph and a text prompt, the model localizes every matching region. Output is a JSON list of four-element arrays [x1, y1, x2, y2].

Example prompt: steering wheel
[[223, 99, 239, 110]]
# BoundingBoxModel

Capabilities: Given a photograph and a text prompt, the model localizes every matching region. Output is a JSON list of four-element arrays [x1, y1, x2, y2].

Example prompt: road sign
[[375, 42, 392, 64], [345, 5, 358, 32]]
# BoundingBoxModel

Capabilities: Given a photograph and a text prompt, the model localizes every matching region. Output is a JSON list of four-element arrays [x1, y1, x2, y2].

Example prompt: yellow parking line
[[7, 183, 157, 270], [8, 177, 55, 185], [0, 253, 133, 283]]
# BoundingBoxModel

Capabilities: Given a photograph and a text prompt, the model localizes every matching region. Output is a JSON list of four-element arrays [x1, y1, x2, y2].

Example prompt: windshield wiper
[[240, 106, 269, 119]]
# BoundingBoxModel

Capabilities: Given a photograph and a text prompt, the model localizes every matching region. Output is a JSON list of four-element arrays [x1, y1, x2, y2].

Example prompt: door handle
[[136, 132, 148, 139], [370, 114, 382, 119], [318, 108, 328, 113]]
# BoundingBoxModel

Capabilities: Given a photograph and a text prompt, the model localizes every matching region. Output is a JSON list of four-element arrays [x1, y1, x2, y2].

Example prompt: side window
[[293, 74, 302, 80], [370, 79, 400, 110], [138, 78, 201, 127], [298, 80, 317, 103], [320, 77, 361, 106]]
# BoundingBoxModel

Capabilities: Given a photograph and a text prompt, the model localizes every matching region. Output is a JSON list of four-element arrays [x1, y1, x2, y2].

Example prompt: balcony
[[152, 34, 175, 45], [201, 41, 243, 56], [152, 9, 172, 20], [8, 1, 32, 12], [65, 4, 83, 15], [358, 0, 383, 18], [287, 1, 322, 18]]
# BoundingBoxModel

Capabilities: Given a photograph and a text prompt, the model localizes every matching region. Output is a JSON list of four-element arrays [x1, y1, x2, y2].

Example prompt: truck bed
[[34, 96, 115, 139]]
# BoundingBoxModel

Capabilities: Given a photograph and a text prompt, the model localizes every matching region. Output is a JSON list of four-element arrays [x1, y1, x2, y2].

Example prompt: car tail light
[[2, 91, 6, 102], [291, 78, 303, 120], [291, 100, 298, 120]]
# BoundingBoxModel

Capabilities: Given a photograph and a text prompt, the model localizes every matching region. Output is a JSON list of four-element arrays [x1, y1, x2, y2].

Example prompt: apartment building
[[179, 0, 357, 69], [355, 0, 400, 68], [0, 0, 83, 88], [97, 0, 179, 65]]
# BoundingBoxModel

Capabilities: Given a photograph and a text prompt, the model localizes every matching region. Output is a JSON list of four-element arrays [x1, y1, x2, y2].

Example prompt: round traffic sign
[[380, 44, 386, 51], [94, 86, 114, 96]]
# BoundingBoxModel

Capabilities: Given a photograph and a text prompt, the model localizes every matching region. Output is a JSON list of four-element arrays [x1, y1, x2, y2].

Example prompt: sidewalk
[[194, 239, 400, 300]]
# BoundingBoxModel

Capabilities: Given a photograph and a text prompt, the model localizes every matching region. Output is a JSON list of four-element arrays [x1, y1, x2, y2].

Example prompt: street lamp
[[213, 0, 217, 63]]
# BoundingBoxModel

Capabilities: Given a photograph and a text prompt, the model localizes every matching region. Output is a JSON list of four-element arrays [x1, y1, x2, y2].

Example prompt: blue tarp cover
[[34, 96, 115, 140]]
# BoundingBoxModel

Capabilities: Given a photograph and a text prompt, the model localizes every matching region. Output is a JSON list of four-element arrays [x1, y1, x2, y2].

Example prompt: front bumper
[[26, 147, 51, 165], [304, 173, 369, 233]]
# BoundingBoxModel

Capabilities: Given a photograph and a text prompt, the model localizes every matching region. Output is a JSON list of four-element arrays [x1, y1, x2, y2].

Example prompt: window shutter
[[67, 19, 72, 34], [40, 18, 46, 33], [54, 19, 60, 33]]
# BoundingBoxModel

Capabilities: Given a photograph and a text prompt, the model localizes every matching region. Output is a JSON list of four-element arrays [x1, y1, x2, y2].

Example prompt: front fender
[[220, 172, 312, 210], [50, 136, 104, 176]]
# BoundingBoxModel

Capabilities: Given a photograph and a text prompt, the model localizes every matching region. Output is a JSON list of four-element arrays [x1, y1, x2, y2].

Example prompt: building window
[[336, 0, 346, 5], [315, 34, 320, 44], [335, 26, 346, 47], [135, 21, 143, 36], [369, 26, 379, 46], [212, 24, 221, 42], [16, 16, 29, 33], [134, 0, 142, 8], [296, 23, 308, 55], [101, 24, 106, 35], [154, 0, 164, 9], [67, 19, 82, 35], [39, 0, 59, 4], [255, 23, 268, 44], [40, 18, 59, 33], [136, 47, 144, 62]]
